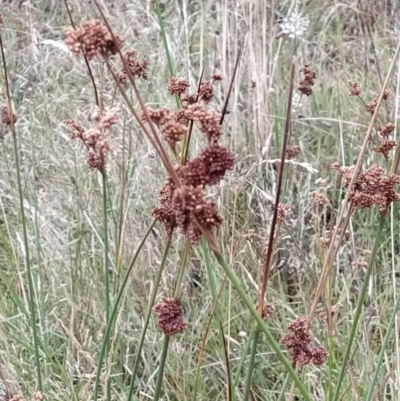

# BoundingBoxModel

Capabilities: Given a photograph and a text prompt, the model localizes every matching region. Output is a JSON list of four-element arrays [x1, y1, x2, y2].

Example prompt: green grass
[[1, 1, 400, 400]]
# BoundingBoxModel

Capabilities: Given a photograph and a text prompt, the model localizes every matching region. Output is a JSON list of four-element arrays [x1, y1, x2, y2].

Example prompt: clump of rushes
[[149, 75, 235, 245], [281, 317, 327, 366]]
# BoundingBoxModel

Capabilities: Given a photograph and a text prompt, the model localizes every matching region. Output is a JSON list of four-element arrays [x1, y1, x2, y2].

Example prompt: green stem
[[365, 278, 400, 400], [0, 34, 43, 392], [102, 171, 111, 400], [153, 336, 171, 401], [212, 249, 310, 401], [126, 238, 171, 401], [152, 241, 190, 401], [232, 333, 252, 389], [243, 327, 259, 401], [93, 220, 156, 401], [102, 171, 110, 324], [277, 373, 291, 401], [332, 217, 385, 401]]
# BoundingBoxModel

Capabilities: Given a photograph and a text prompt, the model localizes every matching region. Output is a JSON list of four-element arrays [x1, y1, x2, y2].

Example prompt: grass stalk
[[242, 326, 259, 401], [126, 237, 171, 401], [332, 217, 385, 401], [153, 335, 171, 401], [0, 32, 43, 392], [211, 249, 310, 401], [93, 220, 156, 401], [365, 286, 400, 401]]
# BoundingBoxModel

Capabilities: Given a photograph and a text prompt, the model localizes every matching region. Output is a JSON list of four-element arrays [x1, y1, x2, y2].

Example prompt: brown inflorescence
[[173, 185, 223, 245], [168, 77, 190, 96], [116, 49, 148, 83], [256, 302, 274, 321], [310, 191, 330, 206], [150, 74, 232, 243], [366, 98, 377, 115], [276, 203, 292, 223], [348, 80, 361, 96], [65, 19, 123, 60], [286, 145, 301, 159], [1, 107, 17, 126], [65, 106, 118, 173], [65, 119, 85, 140], [154, 297, 187, 336], [281, 316, 327, 366], [199, 81, 214, 103], [152, 177, 176, 238], [298, 64, 316, 96], [332, 163, 400, 213]]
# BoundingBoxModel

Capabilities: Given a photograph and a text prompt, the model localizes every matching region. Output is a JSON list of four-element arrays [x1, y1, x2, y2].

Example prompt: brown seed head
[[199, 81, 214, 103], [119, 49, 148, 80], [152, 177, 177, 238], [65, 119, 85, 140], [65, 19, 123, 60], [286, 145, 301, 159], [211, 72, 223, 81], [1, 107, 17, 126], [168, 77, 190, 96], [172, 185, 223, 244], [154, 297, 187, 336], [310, 191, 329, 206], [276, 203, 292, 223], [298, 64, 316, 96], [348, 80, 361, 96]]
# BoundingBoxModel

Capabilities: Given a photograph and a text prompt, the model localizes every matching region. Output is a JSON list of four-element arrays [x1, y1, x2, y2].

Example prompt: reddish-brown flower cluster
[[276, 203, 292, 224], [310, 191, 330, 206], [65, 19, 122, 60], [332, 162, 400, 213], [298, 64, 316, 96], [256, 302, 274, 320], [1, 107, 17, 126], [116, 49, 148, 83], [348, 80, 361, 96], [286, 145, 301, 159], [154, 297, 187, 336], [373, 122, 397, 161], [281, 316, 327, 366], [168, 78, 190, 96], [150, 74, 234, 244], [65, 106, 118, 173]]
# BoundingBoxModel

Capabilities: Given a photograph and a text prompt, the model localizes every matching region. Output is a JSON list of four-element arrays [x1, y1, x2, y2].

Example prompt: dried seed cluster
[[65, 106, 119, 172], [65, 19, 123, 60], [281, 316, 327, 366], [153, 297, 187, 336], [298, 64, 316, 96], [116, 49, 148, 83], [332, 162, 400, 212], [151, 74, 235, 244]]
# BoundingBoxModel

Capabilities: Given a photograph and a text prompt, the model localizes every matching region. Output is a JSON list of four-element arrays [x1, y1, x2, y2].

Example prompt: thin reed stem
[[102, 171, 110, 326], [152, 241, 190, 401], [365, 286, 400, 401], [332, 218, 385, 401], [153, 336, 170, 401], [211, 249, 310, 401], [127, 237, 171, 401], [0, 32, 43, 392], [93, 220, 156, 401], [242, 326, 259, 401]]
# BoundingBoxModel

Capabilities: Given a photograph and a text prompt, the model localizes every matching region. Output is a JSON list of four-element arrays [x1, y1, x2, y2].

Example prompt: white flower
[[277, 12, 309, 39]]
